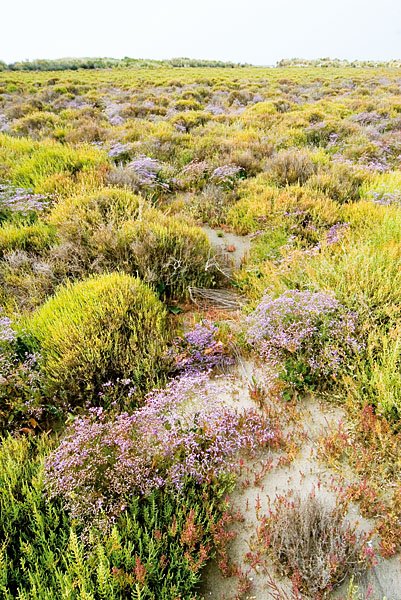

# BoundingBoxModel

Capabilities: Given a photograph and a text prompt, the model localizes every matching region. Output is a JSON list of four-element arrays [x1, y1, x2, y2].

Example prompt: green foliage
[[120, 217, 220, 299], [307, 162, 367, 203], [0, 433, 232, 599], [0, 222, 56, 257], [24, 273, 170, 404], [48, 187, 140, 248], [0, 133, 108, 194]]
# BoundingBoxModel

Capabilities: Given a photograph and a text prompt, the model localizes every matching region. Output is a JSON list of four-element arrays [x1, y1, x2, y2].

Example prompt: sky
[[1, 0, 401, 64]]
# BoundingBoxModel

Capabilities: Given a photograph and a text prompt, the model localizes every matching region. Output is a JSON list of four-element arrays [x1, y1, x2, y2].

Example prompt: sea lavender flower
[[169, 321, 234, 375], [0, 184, 50, 217], [126, 155, 170, 193], [247, 290, 361, 388], [325, 222, 350, 245], [211, 164, 243, 189], [374, 191, 401, 205], [0, 310, 15, 344], [45, 373, 273, 521], [107, 142, 133, 161]]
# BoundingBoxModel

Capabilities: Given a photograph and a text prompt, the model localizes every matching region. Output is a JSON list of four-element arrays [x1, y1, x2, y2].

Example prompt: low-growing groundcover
[[45, 373, 273, 520], [246, 290, 362, 394], [0, 434, 234, 600], [0, 375, 274, 599]]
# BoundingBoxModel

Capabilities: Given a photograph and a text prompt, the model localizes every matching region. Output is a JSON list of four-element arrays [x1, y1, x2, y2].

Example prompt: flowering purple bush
[[0, 184, 50, 222], [247, 290, 361, 390], [45, 373, 273, 520], [369, 190, 401, 206], [211, 164, 243, 189], [127, 155, 168, 189], [325, 222, 350, 245], [169, 321, 234, 375], [0, 313, 45, 431], [0, 310, 15, 344], [107, 142, 133, 161]]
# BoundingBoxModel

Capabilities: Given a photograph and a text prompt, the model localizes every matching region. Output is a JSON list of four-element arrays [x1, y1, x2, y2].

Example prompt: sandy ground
[[199, 360, 401, 600], [201, 226, 252, 269]]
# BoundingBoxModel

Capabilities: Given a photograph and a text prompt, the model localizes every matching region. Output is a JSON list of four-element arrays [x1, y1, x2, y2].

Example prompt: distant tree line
[[0, 57, 251, 71], [276, 57, 401, 68]]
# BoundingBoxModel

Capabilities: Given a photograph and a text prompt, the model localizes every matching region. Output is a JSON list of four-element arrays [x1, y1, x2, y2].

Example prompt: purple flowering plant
[[0, 311, 45, 431], [127, 155, 170, 194], [0, 183, 51, 224], [247, 290, 362, 392], [169, 321, 234, 375], [45, 373, 273, 521], [211, 164, 244, 190]]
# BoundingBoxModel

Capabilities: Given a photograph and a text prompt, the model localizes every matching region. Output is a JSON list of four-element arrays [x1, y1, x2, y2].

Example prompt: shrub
[[45, 373, 273, 520], [0, 183, 50, 224], [0, 222, 56, 257], [12, 110, 59, 138], [210, 164, 244, 190], [0, 133, 108, 193], [307, 162, 367, 203], [170, 110, 210, 132], [49, 187, 140, 242], [0, 345, 44, 433], [256, 492, 373, 597], [169, 321, 234, 375], [24, 273, 170, 404], [264, 149, 316, 186], [0, 433, 234, 599], [121, 217, 220, 299], [246, 290, 361, 392], [107, 156, 172, 202], [183, 185, 234, 226]]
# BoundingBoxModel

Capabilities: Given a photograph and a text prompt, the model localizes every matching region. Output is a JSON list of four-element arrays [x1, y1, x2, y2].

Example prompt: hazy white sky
[[1, 0, 401, 64]]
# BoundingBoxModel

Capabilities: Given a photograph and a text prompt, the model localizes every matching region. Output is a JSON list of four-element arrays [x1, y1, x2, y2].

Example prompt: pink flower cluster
[[45, 373, 273, 520]]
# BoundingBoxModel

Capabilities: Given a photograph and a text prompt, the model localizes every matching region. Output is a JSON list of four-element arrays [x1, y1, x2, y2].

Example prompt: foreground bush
[[256, 492, 373, 597], [25, 273, 169, 404], [0, 434, 233, 599], [45, 373, 273, 520], [247, 290, 361, 392]]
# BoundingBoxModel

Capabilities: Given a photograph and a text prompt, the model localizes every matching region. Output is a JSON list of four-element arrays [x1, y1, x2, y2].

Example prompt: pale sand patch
[[200, 360, 401, 599]]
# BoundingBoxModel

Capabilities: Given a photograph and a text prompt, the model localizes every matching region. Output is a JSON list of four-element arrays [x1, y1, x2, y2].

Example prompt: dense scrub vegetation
[[1, 64, 401, 598]]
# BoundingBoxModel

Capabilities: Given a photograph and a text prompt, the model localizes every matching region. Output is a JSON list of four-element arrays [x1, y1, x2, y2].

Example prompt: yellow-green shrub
[[0, 222, 56, 256], [227, 179, 340, 234], [119, 217, 219, 298], [49, 187, 140, 241], [0, 133, 108, 192], [307, 162, 367, 203], [24, 273, 170, 403]]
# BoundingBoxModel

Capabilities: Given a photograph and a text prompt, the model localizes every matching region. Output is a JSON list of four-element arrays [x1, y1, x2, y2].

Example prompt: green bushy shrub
[[264, 149, 317, 186], [121, 217, 220, 298], [0, 222, 56, 257], [0, 133, 108, 193], [0, 434, 232, 599], [48, 187, 140, 243], [307, 162, 367, 203], [24, 272, 170, 404]]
